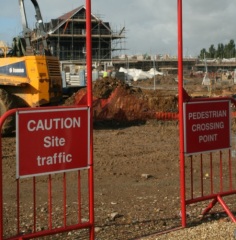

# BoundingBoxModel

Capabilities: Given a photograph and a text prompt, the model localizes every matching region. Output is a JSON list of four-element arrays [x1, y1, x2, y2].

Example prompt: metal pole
[[153, 56, 156, 90], [86, 0, 95, 239], [177, 0, 186, 227]]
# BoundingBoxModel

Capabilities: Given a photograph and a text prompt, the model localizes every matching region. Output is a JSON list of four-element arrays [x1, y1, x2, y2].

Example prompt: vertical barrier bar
[[78, 171, 82, 223], [210, 153, 213, 194], [48, 174, 52, 230], [86, 0, 95, 239], [228, 150, 233, 190], [63, 172, 67, 227], [0, 135, 2, 239], [220, 151, 223, 192], [190, 156, 193, 199], [177, 0, 186, 227], [17, 179, 20, 234], [200, 154, 203, 197], [33, 177, 36, 233]]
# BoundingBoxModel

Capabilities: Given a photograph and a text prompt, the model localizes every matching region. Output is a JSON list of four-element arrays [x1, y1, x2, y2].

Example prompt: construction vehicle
[[0, 0, 63, 134]]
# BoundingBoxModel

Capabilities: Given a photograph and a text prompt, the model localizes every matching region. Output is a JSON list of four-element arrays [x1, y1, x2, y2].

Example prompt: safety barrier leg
[[201, 198, 217, 217], [217, 195, 236, 223]]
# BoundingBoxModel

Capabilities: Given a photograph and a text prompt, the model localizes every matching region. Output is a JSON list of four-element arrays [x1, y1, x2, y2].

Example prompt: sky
[[0, 0, 236, 57]]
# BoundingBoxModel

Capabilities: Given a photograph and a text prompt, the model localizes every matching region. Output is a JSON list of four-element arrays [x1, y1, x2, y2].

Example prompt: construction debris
[[64, 77, 178, 123]]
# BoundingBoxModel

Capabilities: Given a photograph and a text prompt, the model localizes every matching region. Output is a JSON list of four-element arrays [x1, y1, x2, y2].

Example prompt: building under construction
[[32, 5, 126, 68]]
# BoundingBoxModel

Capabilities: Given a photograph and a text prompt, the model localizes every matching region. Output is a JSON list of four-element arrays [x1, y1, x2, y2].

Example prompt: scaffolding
[[31, 5, 126, 67]]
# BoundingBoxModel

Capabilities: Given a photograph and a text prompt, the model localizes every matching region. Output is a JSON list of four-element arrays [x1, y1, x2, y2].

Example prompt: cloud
[[1, 0, 236, 57]]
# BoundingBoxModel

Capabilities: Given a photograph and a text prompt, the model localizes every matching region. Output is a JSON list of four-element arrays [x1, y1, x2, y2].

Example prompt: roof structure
[[48, 5, 112, 35], [31, 5, 126, 62]]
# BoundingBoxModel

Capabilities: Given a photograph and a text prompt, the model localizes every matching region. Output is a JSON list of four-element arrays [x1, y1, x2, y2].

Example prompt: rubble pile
[[64, 77, 178, 123]]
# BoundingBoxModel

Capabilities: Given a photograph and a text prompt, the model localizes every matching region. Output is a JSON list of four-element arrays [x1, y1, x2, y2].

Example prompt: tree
[[208, 44, 216, 58], [216, 43, 224, 58], [199, 48, 208, 59], [224, 39, 235, 58], [199, 39, 236, 59]]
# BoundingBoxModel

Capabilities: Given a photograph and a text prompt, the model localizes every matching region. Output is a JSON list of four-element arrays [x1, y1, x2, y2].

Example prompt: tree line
[[199, 39, 236, 59]]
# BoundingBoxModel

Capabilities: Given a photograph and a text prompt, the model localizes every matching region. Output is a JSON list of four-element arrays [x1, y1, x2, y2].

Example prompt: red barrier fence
[[0, 108, 94, 240], [184, 149, 236, 222], [0, 0, 96, 239], [179, 97, 236, 227]]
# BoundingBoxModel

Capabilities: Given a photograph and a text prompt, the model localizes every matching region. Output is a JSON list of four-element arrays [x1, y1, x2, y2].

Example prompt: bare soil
[[2, 75, 236, 239]]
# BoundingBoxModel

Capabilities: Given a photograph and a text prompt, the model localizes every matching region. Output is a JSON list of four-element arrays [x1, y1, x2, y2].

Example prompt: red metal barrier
[[0, 108, 94, 240], [180, 97, 236, 226], [177, 0, 236, 231], [184, 148, 236, 223]]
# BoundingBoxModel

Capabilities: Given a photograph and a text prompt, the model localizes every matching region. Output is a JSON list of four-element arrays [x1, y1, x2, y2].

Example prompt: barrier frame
[[177, 0, 236, 227], [179, 97, 236, 226], [0, 0, 94, 238], [0, 106, 94, 240]]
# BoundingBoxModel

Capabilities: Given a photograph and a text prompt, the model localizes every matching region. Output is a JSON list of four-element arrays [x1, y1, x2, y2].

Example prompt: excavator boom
[[19, 0, 49, 55]]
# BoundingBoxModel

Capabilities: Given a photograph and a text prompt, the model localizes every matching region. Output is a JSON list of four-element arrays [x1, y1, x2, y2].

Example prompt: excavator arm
[[18, 0, 32, 54], [18, 0, 50, 55]]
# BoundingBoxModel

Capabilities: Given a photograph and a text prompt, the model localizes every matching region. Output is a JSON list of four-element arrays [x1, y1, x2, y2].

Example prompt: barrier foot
[[217, 195, 236, 223], [200, 195, 236, 223], [201, 198, 217, 217]]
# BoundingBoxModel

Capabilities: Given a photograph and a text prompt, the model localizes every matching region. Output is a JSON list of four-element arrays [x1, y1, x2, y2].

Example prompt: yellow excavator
[[0, 0, 63, 134]]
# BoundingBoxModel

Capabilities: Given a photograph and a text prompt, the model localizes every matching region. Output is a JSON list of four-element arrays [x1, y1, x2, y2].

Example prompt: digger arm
[[30, 0, 48, 49], [18, 0, 50, 54], [18, 0, 32, 49]]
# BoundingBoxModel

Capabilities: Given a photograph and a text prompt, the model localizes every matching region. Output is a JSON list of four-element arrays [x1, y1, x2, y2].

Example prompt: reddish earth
[[2, 74, 236, 239], [64, 77, 179, 123]]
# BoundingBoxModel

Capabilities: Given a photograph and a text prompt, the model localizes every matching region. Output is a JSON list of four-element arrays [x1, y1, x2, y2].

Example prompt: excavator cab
[[0, 0, 63, 134]]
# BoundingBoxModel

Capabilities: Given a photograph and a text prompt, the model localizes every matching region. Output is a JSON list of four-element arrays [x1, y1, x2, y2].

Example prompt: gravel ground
[[141, 221, 236, 240], [3, 121, 236, 239]]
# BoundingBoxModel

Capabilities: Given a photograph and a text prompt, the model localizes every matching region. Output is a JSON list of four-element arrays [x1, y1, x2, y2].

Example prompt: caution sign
[[16, 107, 90, 178], [184, 100, 231, 155]]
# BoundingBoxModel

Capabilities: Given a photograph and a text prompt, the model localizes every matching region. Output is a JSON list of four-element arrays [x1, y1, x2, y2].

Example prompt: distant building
[[31, 5, 126, 64]]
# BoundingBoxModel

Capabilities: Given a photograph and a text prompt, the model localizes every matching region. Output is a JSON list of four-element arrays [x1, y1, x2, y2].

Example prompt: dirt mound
[[64, 77, 178, 122], [92, 77, 133, 98]]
